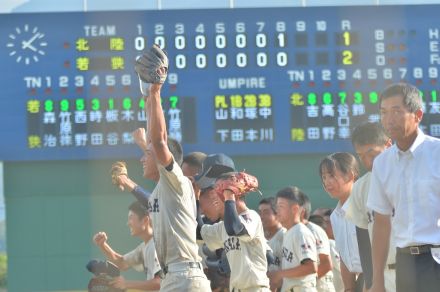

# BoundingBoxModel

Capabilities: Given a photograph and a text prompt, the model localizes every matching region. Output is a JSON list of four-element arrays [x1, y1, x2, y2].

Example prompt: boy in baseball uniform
[[343, 122, 395, 292], [268, 186, 318, 292], [93, 201, 161, 291], [258, 197, 286, 273], [300, 194, 335, 292], [197, 173, 270, 291]]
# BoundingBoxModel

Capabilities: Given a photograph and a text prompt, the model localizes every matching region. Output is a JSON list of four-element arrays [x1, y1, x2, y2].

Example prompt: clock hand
[[22, 42, 37, 52], [22, 33, 40, 50]]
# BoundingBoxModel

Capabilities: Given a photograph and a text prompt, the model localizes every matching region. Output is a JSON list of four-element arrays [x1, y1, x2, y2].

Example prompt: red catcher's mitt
[[214, 171, 260, 200]]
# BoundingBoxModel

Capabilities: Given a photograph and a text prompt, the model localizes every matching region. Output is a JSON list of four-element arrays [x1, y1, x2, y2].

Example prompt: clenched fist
[[93, 232, 108, 247]]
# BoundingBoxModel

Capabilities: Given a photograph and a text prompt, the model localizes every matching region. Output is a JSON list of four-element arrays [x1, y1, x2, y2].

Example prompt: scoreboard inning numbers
[[1, 5, 440, 161]]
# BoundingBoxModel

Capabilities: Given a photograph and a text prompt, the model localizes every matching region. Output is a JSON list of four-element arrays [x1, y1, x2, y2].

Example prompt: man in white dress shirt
[[367, 83, 440, 292]]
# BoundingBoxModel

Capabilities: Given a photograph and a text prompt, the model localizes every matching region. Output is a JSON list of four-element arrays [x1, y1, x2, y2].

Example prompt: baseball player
[[197, 172, 271, 291], [93, 201, 161, 291], [309, 214, 343, 292], [133, 45, 211, 291], [300, 195, 335, 292], [268, 186, 318, 292], [343, 122, 395, 292], [110, 149, 207, 208], [258, 197, 286, 273]]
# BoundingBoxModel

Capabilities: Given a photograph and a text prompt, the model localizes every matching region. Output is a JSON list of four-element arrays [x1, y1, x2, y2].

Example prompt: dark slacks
[[396, 248, 440, 292]]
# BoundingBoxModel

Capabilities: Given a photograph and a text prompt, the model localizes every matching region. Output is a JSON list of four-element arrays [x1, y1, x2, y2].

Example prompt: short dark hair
[[380, 82, 422, 113], [259, 197, 277, 214], [312, 207, 333, 218], [182, 151, 207, 172], [128, 201, 148, 218], [319, 152, 359, 182], [322, 208, 333, 217], [351, 122, 389, 147], [299, 193, 311, 220], [275, 186, 305, 206], [200, 186, 213, 197], [167, 138, 183, 165], [309, 214, 327, 230]]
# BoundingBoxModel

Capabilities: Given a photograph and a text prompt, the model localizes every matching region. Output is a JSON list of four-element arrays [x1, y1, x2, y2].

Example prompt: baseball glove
[[88, 277, 124, 292], [213, 171, 260, 200], [135, 45, 168, 84], [110, 161, 128, 186]]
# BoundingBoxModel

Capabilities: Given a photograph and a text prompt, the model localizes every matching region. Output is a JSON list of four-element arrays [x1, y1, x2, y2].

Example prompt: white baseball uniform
[[281, 222, 318, 292], [344, 172, 396, 292], [149, 159, 211, 291], [268, 227, 286, 272], [123, 239, 161, 290], [201, 209, 270, 291], [329, 239, 343, 292], [306, 222, 335, 292]]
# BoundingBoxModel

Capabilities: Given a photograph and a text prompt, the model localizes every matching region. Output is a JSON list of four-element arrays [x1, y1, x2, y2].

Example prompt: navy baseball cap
[[195, 153, 235, 190]]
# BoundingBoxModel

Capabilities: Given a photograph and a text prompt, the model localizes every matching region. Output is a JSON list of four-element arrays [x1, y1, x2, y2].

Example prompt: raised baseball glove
[[213, 171, 260, 200], [110, 161, 127, 186], [135, 45, 168, 84]]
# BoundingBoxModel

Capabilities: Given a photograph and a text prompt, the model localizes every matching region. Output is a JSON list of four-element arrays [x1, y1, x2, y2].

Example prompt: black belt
[[397, 244, 440, 255], [387, 263, 396, 270]]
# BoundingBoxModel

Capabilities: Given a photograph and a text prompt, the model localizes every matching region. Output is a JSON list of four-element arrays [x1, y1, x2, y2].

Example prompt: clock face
[[6, 24, 47, 65]]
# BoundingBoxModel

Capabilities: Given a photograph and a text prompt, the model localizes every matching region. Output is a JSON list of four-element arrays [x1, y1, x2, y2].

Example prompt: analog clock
[[6, 24, 47, 65]]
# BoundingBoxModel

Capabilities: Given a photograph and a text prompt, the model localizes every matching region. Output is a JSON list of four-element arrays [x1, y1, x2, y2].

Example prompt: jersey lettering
[[148, 198, 160, 213], [367, 211, 373, 223], [282, 247, 294, 263], [223, 237, 241, 253]]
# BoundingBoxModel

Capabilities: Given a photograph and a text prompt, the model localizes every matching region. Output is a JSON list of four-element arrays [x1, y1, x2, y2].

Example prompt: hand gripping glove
[[135, 45, 168, 84], [110, 161, 128, 186], [213, 171, 260, 200]]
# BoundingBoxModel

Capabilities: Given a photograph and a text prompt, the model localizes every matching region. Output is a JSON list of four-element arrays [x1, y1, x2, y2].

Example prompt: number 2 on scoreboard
[[342, 50, 353, 65]]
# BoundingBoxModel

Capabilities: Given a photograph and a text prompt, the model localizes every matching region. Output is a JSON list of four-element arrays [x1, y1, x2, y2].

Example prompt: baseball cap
[[195, 153, 235, 190]]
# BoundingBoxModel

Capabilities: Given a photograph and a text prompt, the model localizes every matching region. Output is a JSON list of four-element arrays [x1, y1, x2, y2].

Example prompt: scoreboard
[[1, 5, 440, 161]]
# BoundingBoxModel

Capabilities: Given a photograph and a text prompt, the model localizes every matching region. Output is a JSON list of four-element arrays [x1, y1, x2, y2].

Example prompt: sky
[[2, 0, 440, 14]]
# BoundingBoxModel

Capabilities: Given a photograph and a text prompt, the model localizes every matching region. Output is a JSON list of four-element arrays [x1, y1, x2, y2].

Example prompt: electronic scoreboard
[[1, 5, 440, 160]]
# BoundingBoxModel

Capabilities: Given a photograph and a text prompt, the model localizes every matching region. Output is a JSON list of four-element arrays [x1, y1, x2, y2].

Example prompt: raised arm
[[135, 45, 172, 167], [148, 83, 173, 166], [93, 232, 130, 271], [223, 190, 247, 236], [110, 159, 151, 207]]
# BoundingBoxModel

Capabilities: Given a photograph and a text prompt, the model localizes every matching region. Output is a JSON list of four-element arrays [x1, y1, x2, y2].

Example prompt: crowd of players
[[91, 46, 440, 292]]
